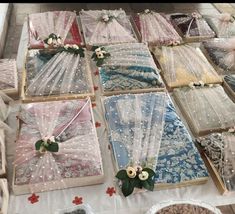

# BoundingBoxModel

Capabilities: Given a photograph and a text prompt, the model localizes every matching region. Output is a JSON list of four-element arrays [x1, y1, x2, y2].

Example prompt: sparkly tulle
[[103, 92, 166, 170], [99, 43, 164, 93], [14, 99, 103, 193], [173, 85, 235, 136], [151, 45, 221, 88], [135, 11, 182, 46], [79, 9, 138, 46], [28, 11, 82, 48], [197, 132, 235, 192], [25, 49, 93, 98]]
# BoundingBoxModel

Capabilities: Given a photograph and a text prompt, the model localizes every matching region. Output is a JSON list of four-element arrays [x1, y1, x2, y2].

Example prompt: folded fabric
[[169, 12, 215, 40], [224, 75, 235, 92], [133, 10, 182, 46], [204, 13, 235, 37], [201, 38, 235, 75], [28, 11, 83, 49], [97, 43, 164, 94], [79, 9, 138, 46], [196, 131, 235, 192], [173, 85, 235, 136], [152, 44, 222, 89], [13, 99, 103, 194], [24, 48, 93, 99]]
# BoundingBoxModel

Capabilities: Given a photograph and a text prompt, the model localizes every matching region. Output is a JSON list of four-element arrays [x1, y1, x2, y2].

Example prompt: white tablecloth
[[6, 21, 235, 214]]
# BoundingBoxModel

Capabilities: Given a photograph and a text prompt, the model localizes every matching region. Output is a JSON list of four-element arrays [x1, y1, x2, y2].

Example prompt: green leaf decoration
[[132, 176, 142, 189], [122, 179, 135, 197], [142, 179, 154, 191], [47, 142, 59, 152], [91, 46, 99, 51], [96, 59, 104, 67], [116, 170, 128, 180], [142, 168, 156, 178], [35, 140, 43, 150]]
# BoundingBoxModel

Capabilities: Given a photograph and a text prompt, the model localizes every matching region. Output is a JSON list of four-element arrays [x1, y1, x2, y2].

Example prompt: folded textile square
[[152, 44, 222, 89], [133, 10, 182, 46], [94, 43, 165, 95], [173, 85, 235, 137], [196, 131, 235, 194], [169, 12, 215, 42], [0, 59, 18, 98], [79, 9, 138, 47], [12, 98, 104, 195], [201, 38, 235, 75], [22, 48, 94, 102], [27, 11, 83, 49]]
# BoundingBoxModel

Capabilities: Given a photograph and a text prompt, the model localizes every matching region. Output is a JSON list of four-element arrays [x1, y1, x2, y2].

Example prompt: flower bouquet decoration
[[27, 11, 83, 49]]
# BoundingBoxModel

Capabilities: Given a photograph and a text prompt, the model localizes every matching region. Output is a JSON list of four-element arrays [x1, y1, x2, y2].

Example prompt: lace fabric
[[197, 132, 235, 192], [103, 92, 166, 171], [14, 99, 103, 193], [173, 85, 235, 136], [152, 45, 221, 88], [25, 49, 93, 99], [79, 9, 138, 46], [201, 38, 235, 74], [0, 59, 17, 91], [28, 11, 82, 49], [134, 11, 182, 46], [169, 12, 215, 40], [99, 43, 164, 93]]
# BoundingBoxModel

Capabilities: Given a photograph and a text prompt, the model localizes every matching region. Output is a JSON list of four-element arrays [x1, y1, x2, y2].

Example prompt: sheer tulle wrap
[[0, 92, 13, 131], [25, 49, 93, 98], [28, 11, 82, 48], [14, 99, 103, 193], [79, 9, 138, 46], [135, 11, 182, 46], [152, 45, 221, 88]]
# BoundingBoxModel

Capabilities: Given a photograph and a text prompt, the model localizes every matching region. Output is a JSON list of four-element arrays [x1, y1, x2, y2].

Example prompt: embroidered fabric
[[203, 13, 235, 38], [155, 95, 208, 185], [224, 75, 235, 92], [173, 85, 235, 136], [152, 45, 221, 88], [201, 38, 235, 74], [99, 43, 164, 93], [25, 49, 93, 98], [146, 200, 221, 214], [79, 9, 138, 46], [14, 99, 103, 193], [0, 59, 17, 91], [169, 12, 215, 40], [28, 11, 82, 49], [134, 11, 182, 46], [197, 132, 235, 192], [103, 93, 166, 170]]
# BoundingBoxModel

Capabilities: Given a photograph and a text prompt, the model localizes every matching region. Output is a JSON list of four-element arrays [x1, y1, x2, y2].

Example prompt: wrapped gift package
[[200, 38, 235, 75], [196, 131, 235, 195], [151, 44, 222, 90], [27, 11, 84, 49], [79, 9, 139, 48], [0, 130, 6, 178], [22, 48, 94, 103], [102, 93, 208, 193], [146, 200, 222, 214], [96, 43, 165, 95], [203, 13, 235, 38], [0, 59, 18, 99], [12, 98, 104, 195], [133, 10, 182, 46], [173, 85, 235, 137], [223, 75, 235, 102], [0, 179, 9, 214], [169, 12, 215, 42]]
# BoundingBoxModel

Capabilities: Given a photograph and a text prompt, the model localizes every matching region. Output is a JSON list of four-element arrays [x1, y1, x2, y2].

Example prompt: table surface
[[6, 21, 235, 214]]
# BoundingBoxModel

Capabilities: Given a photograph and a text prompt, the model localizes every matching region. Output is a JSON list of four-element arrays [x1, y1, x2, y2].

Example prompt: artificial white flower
[[126, 166, 136, 178], [57, 38, 62, 44], [192, 12, 202, 19], [134, 165, 142, 173], [97, 52, 104, 59], [49, 136, 55, 142], [209, 84, 214, 88], [228, 127, 235, 132], [44, 43, 49, 48], [47, 37, 53, 44], [144, 9, 150, 14], [188, 82, 195, 89], [64, 44, 70, 50], [72, 44, 79, 49], [198, 80, 204, 86], [101, 50, 107, 54], [138, 171, 149, 181], [95, 47, 101, 53], [102, 14, 109, 22]]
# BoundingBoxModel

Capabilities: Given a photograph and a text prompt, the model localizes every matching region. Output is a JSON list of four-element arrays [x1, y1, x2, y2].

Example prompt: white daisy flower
[[102, 14, 109, 22], [126, 166, 136, 178], [144, 9, 150, 14], [138, 171, 149, 181], [72, 44, 79, 49], [47, 38, 53, 45], [97, 52, 104, 59]]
